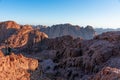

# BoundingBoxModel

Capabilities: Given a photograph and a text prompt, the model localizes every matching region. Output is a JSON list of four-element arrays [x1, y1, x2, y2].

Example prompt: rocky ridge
[[35, 24, 96, 39], [0, 21, 48, 53]]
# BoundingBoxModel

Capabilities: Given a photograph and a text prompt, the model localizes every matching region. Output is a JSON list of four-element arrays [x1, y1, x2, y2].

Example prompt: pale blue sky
[[0, 0, 120, 28]]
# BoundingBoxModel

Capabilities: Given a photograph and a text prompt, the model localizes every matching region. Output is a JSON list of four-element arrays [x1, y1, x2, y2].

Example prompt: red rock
[[0, 52, 38, 80], [0, 21, 20, 43]]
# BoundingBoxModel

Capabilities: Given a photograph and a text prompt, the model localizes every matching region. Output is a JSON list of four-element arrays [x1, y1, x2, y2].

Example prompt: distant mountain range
[[1, 20, 119, 40], [33, 24, 96, 39], [33, 24, 120, 39]]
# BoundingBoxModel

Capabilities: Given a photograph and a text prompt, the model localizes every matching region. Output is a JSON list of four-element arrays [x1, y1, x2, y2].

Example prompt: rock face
[[38, 24, 96, 39], [0, 21, 20, 43], [0, 52, 38, 80], [7, 25, 48, 52], [0, 21, 48, 53], [34, 31, 120, 80], [39, 35, 82, 50]]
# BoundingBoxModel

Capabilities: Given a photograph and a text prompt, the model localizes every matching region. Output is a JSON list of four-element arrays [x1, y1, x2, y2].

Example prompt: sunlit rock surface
[[0, 52, 38, 80]]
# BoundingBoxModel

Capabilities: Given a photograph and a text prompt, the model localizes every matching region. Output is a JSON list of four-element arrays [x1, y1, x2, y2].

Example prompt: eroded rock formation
[[0, 52, 38, 80], [36, 31, 120, 80], [0, 21, 20, 43], [0, 21, 48, 53], [7, 26, 48, 51]]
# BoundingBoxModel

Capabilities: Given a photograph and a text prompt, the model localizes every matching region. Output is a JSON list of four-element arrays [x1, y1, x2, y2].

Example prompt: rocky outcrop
[[40, 35, 82, 50], [0, 52, 38, 80], [7, 25, 33, 48], [7, 25, 48, 50], [91, 67, 120, 80], [36, 31, 120, 80], [0, 21, 20, 43], [39, 24, 96, 39], [94, 31, 120, 42], [0, 21, 48, 53]]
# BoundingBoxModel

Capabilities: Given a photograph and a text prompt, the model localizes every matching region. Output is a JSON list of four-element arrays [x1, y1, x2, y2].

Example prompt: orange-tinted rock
[[3, 24, 48, 53], [2, 21, 20, 29], [0, 53, 38, 80], [0, 21, 48, 53], [0, 21, 20, 43], [0, 50, 4, 57]]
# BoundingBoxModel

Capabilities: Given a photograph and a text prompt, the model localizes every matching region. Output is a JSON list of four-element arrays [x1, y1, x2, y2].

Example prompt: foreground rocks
[[34, 31, 120, 80], [17, 31, 120, 80], [0, 52, 38, 80]]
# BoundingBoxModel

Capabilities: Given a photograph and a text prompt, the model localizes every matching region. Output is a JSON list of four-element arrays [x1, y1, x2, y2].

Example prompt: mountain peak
[[0, 21, 20, 29]]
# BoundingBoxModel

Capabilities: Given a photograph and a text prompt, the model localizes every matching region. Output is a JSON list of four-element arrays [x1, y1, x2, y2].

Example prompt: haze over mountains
[[95, 28, 120, 34]]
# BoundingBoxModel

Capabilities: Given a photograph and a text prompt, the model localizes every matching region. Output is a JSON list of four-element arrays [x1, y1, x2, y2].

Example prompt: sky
[[0, 0, 120, 28]]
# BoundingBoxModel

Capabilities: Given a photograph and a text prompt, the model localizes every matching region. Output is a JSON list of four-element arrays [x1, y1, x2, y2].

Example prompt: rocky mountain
[[0, 21, 20, 43], [0, 21, 48, 53], [29, 31, 120, 80], [0, 21, 120, 80], [35, 24, 96, 39]]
